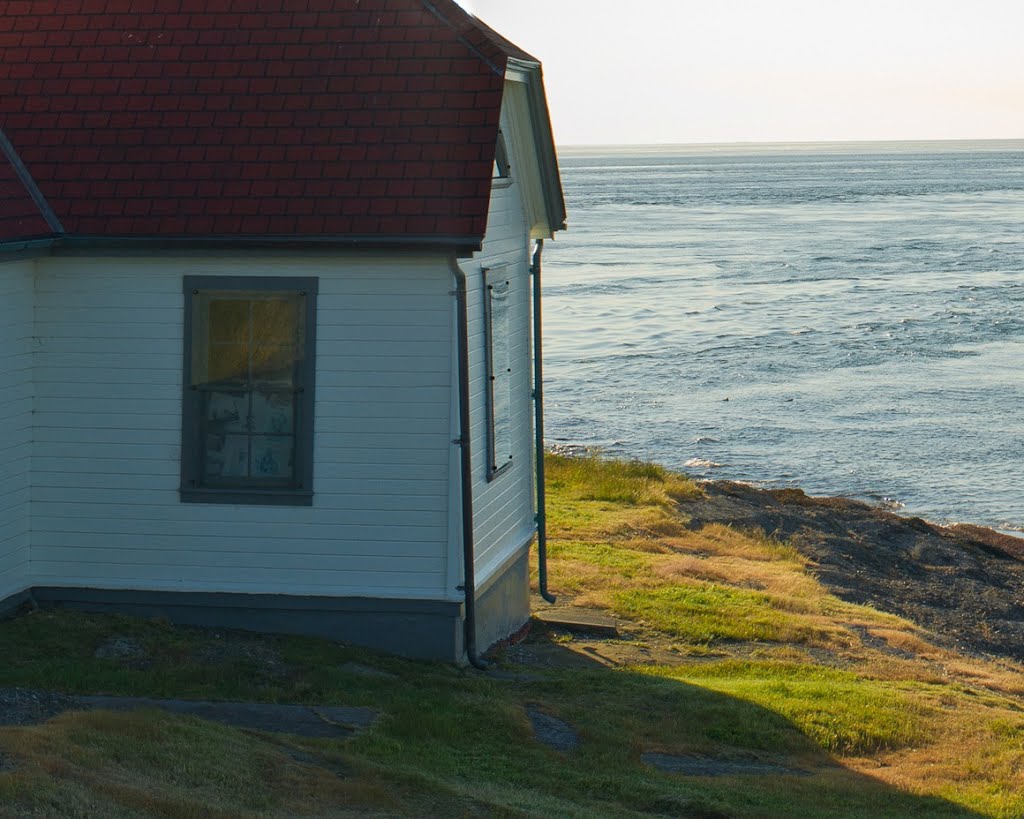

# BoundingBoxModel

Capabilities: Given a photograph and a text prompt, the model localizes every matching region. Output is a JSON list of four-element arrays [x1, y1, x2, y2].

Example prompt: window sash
[[181, 276, 317, 505]]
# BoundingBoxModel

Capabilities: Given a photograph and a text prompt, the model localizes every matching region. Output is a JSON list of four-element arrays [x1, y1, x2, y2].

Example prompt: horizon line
[[557, 136, 1024, 150]]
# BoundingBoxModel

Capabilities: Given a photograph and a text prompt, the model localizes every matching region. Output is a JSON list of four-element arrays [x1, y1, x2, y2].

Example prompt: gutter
[[531, 240, 556, 603], [448, 255, 489, 670]]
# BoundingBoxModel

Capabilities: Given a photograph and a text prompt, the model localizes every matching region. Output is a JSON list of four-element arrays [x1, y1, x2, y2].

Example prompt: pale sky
[[460, 0, 1024, 146]]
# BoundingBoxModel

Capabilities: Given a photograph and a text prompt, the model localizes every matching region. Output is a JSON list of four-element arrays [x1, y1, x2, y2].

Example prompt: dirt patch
[[683, 481, 1024, 662]]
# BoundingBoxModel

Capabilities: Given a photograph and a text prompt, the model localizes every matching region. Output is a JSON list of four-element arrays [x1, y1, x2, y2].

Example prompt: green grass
[[546, 452, 701, 506], [613, 583, 825, 645], [644, 661, 932, 755], [1, 453, 1022, 816]]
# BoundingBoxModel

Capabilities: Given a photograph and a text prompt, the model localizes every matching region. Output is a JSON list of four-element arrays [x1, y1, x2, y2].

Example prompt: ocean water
[[541, 141, 1024, 532]]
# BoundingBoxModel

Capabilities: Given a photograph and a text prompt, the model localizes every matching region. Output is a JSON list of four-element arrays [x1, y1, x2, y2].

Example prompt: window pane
[[208, 299, 250, 343], [252, 298, 300, 343], [251, 343, 296, 385], [251, 390, 294, 435], [205, 343, 249, 385], [251, 436, 293, 480], [206, 390, 247, 433], [204, 434, 250, 480]]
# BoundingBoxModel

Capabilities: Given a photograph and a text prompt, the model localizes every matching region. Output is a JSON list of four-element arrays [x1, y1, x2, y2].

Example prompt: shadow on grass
[[0, 611, 989, 818], [495, 641, 983, 818]]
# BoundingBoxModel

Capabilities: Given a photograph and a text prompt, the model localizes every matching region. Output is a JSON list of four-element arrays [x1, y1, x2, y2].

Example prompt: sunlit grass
[[2, 452, 1024, 815]]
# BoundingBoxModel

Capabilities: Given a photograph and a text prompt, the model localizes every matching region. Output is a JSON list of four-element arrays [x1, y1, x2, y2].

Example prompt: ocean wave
[[684, 457, 724, 469]]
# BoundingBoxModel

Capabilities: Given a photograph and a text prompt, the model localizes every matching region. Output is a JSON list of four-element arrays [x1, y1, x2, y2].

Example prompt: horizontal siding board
[[29, 255, 456, 598], [34, 368, 181, 387], [314, 416, 448, 436], [465, 176, 537, 585], [30, 483, 447, 512], [318, 401, 450, 420], [316, 355, 448, 374], [32, 499, 447, 528], [33, 546, 445, 571], [0, 489, 31, 517], [0, 260, 32, 599], [35, 427, 180, 446], [33, 382, 180, 400], [34, 352, 182, 371], [35, 413, 180, 431]]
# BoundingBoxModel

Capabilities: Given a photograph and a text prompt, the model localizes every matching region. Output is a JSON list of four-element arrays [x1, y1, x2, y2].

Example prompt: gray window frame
[[180, 275, 317, 506], [483, 266, 514, 481]]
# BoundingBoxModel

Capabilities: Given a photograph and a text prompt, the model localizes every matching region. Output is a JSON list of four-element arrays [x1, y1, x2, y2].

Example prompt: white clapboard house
[[0, 0, 565, 661]]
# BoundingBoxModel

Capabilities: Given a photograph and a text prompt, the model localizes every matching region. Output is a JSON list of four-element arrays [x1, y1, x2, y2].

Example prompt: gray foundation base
[[0, 551, 530, 663], [30, 587, 465, 662], [474, 547, 531, 653], [0, 589, 31, 620]]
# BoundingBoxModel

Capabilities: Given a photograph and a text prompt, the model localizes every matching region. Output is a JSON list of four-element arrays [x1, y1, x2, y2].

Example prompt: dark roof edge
[[0, 233, 483, 259], [0, 128, 64, 234], [420, 0, 506, 76], [511, 59, 567, 233]]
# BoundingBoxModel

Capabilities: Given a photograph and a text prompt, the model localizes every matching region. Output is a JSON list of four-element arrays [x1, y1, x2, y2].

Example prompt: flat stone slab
[[0, 688, 77, 727], [642, 752, 810, 777], [525, 705, 579, 752], [76, 696, 376, 738], [534, 608, 619, 638]]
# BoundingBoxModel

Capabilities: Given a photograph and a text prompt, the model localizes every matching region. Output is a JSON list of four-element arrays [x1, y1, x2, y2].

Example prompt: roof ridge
[[0, 128, 63, 235]]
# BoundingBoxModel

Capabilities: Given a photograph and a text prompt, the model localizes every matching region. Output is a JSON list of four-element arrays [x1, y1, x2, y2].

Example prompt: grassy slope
[[0, 454, 1021, 816]]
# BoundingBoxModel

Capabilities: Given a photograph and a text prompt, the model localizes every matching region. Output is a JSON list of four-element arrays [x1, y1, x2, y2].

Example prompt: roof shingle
[[0, 0, 526, 246]]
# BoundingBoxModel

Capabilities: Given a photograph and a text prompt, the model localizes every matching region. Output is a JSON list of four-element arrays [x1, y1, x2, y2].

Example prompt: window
[[493, 129, 511, 180], [181, 276, 316, 505], [484, 266, 513, 479]]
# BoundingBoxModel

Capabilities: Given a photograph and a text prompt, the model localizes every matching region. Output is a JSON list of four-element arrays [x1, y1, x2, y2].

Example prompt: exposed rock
[[76, 696, 376, 738], [683, 481, 1024, 661], [525, 705, 579, 752], [642, 752, 810, 777], [338, 662, 398, 679], [194, 637, 292, 680], [0, 688, 77, 726], [94, 636, 151, 669]]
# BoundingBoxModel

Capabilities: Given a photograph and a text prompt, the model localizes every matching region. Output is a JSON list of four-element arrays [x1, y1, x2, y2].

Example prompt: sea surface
[[541, 140, 1024, 533]]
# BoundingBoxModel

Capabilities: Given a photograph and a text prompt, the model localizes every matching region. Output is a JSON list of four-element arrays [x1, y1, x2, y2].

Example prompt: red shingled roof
[[0, 145, 51, 242], [0, 0, 530, 246]]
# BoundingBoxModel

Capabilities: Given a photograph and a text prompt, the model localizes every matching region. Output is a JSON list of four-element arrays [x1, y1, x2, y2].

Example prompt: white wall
[[29, 255, 454, 599], [462, 106, 538, 587], [0, 259, 34, 602]]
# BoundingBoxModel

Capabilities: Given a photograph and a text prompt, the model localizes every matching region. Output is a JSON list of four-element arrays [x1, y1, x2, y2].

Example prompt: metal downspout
[[448, 256, 489, 670], [531, 240, 556, 603]]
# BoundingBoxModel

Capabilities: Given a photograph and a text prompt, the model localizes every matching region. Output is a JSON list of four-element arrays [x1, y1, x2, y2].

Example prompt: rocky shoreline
[[680, 480, 1024, 663]]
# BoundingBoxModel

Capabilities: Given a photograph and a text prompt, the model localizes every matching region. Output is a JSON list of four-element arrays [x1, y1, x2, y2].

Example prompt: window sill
[[180, 487, 313, 506], [487, 461, 513, 483]]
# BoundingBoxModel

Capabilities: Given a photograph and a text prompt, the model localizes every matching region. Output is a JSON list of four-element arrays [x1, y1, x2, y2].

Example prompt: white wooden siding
[[29, 255, 454, 599], [0, 260, 34, 602], [459, 96, 539, 587]]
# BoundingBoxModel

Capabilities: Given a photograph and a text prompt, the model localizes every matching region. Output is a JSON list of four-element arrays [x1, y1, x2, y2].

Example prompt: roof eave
[[508, 58, 567, 235], [0, 233, 485, 258]]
